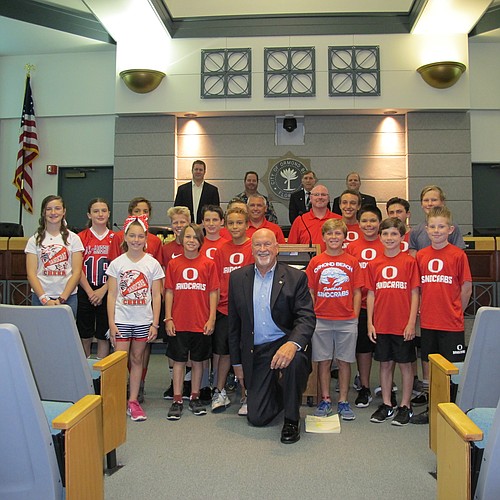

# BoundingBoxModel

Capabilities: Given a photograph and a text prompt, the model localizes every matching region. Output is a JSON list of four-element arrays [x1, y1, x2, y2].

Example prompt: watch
[[58, 296, 66, 304]]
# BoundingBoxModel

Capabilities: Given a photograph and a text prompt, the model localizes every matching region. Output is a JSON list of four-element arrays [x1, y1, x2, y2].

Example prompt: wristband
[[164, 317, 173, 322], [39, 294, 49, 305]]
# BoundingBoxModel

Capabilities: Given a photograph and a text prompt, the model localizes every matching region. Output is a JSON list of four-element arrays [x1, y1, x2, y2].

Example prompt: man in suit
[[228, 229, 316, 444], [174, 160, 220, 224], [288, 170, 318, 224], [332, 172, 376, 215]]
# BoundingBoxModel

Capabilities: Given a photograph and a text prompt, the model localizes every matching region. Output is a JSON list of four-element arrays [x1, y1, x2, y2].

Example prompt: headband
[[123, 214, 149, 234]]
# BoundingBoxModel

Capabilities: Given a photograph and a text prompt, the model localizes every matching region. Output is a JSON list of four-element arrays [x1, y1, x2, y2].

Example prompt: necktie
[[305, 191, 311, 210]]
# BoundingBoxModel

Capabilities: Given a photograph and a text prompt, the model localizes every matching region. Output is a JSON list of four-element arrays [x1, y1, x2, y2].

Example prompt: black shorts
[[420, 328, 466, 363], [76, 287, 109, 340], [212, 311, 229, 355], [167, 331, 212, 363], [356, 308, 375, 354], [374, 334, 416, 364]]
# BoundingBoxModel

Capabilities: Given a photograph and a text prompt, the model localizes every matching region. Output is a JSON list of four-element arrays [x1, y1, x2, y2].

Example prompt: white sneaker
[[211, 388, 230, 413], [238, 396, 248, 416]]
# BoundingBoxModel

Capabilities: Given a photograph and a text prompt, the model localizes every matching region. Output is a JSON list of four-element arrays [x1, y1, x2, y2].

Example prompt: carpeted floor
[[104, 351, 438, 500]]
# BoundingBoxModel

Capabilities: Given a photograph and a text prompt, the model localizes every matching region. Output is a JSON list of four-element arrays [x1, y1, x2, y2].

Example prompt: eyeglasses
[[310, 193, 328, 197]]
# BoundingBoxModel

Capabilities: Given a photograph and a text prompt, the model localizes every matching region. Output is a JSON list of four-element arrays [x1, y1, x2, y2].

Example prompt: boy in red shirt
[[212, 207, 254, 414], [412, 206, 472, 424], [165, 224, 219, 420], [162, 206, 191, 266], [367, 218, 420, 426], [338, 190, 362, 248], [306, 219, 363, 421], [346, 205, 385, 407], [200, 205, 228, 261]]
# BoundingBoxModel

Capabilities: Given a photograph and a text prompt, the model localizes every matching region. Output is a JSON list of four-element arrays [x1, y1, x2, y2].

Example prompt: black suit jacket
[[288, 188, 331, 224], [332, 192, 377, 215], [174, 181, 220, 224], [228, 262, 316, 388]]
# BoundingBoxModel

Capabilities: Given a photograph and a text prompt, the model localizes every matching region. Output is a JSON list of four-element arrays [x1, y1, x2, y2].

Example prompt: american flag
[[13, 76, 39, 214]]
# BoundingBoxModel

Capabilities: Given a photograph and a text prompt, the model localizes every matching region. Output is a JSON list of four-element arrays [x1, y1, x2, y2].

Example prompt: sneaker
[[335, 380, 340, 393], [127, 400, 147, 422], [163, 381, 174, 400], [314, 399, 334, 417], [355, 386, 373, 408], [374, 383, 398, 396], [167, 401, 183, 420], [189, 398, 207, 416], [412, 378, 425, 396], [225, 372, 238, 393], [211, 388, 231, 413], [392, 405, 413, 426], [182, 380, 192, 400], [410, 407, 429, 425], [337, 401, 356, 421], [353, 373, 362, 391], [370, 403, 395, 423], [411, 392, 428, 406], [199, 386, 212, 404], [138, 382, 145, 404], [330, 368, 339, 379], [238, 396, 248, 416], [391, 390, 398, 409]]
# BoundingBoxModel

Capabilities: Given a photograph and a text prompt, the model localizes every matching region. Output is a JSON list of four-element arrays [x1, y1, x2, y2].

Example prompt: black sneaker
[[410, 407, 429, 425], [167, 401, 183, 420], [188, 398, 207, 416], [199, 386, 212, 404], [391, 390, 398, 409], [182, 380, 192, 400], [392, 405, 413, 426], [411, 392, 428, 406], [355, 386, 373, 408], [163, 381, 174, 400], [370, 403, 395, 423]]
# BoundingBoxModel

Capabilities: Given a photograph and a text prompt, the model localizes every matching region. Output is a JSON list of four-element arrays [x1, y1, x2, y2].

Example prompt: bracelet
[[152, 324, 160, 329], [164, 317, 173, 322], [39, 294, 49, 305]]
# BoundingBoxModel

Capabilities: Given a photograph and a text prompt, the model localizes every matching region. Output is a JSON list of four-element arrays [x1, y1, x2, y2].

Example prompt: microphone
[[299, 213, 313, 249]]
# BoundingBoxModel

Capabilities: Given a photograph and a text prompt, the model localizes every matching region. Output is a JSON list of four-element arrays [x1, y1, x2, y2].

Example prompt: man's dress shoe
[[281, 421, 300, 444]]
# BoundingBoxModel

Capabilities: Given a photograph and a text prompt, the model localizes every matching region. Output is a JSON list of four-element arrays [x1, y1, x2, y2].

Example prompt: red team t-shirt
[[108, 229, 163, 266], [417, 244, 472, 331], [214, 239, 254, 315], [200, 236, 228, 261], [347, 237, 386, 309], [306, 252, 364, 320], [246, 220, 286, 244], [366, 252, 420, 336], [162, 240, 183, 267], [343, 223, 362, 249], [165, 254, 220, 332], [78, 228, 114, 287]]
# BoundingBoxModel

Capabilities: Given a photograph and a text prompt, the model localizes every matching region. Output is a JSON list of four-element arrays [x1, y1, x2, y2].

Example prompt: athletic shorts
[[115, 323, 150, 342], [76, 288, 109, 340], [212, 311, 229, 355], [312, 318, 358, 363], [355, 308, 375, 354], [167, 331, 212, 363], [420, 328, 466, 363], [374, 334, 416, 364]]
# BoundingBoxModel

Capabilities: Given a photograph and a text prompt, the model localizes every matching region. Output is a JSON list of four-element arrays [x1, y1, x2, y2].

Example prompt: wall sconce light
[[417, 61, 466, 89], [119, 69, 166, 93]]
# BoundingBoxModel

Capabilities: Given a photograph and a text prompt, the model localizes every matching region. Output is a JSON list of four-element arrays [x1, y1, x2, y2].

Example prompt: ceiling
[[0, 0, 499, 57]]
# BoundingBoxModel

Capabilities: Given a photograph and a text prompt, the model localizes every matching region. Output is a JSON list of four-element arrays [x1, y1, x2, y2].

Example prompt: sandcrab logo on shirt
[[318, 267, 350, 298], [119, 270, 148, 305], [41, 244, 69, 276]]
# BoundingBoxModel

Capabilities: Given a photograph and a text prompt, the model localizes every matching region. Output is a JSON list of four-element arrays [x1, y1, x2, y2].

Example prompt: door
[[472, 163, 500, 236], [58, 166, 114, 232]]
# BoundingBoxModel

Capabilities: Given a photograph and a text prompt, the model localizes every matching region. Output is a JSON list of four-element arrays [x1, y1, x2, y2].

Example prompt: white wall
[[0, 50, 116, 236]]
